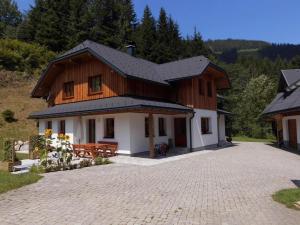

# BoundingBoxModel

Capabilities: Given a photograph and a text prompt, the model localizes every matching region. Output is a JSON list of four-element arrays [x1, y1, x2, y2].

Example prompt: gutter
[[189, 110, 195, 152]]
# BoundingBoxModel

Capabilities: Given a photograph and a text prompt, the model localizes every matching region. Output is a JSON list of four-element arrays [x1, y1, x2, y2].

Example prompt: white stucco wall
[[218, 114, 226, 141], [128, 113, 176, 154], [191, 109, 218, 148], [39, 112, 186, 155]]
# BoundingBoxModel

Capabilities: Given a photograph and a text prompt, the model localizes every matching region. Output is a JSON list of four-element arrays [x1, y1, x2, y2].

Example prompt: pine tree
[[114, 0, 136, 49], [134, 5, 157, 61], [0, 0, 22, 38]]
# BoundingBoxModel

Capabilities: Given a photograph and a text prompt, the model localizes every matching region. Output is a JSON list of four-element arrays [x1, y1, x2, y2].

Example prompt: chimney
[[125, 45, 136, 56]]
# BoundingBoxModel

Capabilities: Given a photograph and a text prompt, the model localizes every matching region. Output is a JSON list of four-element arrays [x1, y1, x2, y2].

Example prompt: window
[[199, 79, 204, 95], [88, 119, 96, 143], [201, 117, 211, 134], [158, 118, 166, 136], [63, 81, 74, 98], [88, 75, 102, 94], [207, 81, 212, 97], [46, 121, 52, 129], [104, 118, 114, 138], [59, 120, 65, 135], [145, 117, 149, 137]]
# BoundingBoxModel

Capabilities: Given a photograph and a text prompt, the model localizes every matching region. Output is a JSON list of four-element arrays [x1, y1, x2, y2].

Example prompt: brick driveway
[[0, 142, 300, 225]]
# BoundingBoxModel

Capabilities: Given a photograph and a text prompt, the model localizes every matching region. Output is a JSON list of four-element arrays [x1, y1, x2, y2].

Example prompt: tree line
[[0, 0, 210, 64], [1, 0, 300, 139]]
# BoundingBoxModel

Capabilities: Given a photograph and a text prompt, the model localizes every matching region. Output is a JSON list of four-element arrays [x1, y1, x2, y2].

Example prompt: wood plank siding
[[126, 78, 174, 101], [50, 59, 126, 105], [176, 73, 217, 110]]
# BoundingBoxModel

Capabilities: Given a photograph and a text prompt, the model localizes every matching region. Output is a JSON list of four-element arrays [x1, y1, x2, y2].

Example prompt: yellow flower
[[44, 129, 52, 138], [34, 147, 39, 152], [65, 135, 70, 141], [58, 133, 65, 140]]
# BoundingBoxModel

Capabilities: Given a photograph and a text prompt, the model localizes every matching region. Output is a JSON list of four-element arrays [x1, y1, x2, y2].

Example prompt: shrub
[[80, 159, 92, 168], [94, 157, 103, 165], [0, 39, 55, 75], [103, 158, 112, 165], [1, 109, 16, 123], [29, 164, 45, 174]]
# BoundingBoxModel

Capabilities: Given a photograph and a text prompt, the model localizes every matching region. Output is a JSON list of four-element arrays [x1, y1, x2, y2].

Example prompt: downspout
[[217, 114, 220, 147], [189, 111, 195, 152]]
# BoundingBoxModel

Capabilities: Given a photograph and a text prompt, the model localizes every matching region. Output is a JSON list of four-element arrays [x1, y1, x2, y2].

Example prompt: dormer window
[[88, 75, 102, 95], [63, 81, 74, 99]]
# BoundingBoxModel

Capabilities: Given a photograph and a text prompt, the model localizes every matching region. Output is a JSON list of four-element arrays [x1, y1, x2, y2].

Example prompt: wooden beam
[[148, 113, 155, 158]]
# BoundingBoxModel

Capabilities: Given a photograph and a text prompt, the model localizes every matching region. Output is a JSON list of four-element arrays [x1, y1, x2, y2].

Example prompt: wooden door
[[288, 119, 297, 149], [174, 118, 187, 147]]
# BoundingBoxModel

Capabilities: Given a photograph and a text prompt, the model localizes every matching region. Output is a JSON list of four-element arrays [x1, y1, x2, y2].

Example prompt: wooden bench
[[72, 142, 118, 159], [97, 141, 118, 157]]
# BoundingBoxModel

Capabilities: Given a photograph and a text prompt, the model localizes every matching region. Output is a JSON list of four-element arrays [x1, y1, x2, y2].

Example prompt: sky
[[15, 0, 300, 44]]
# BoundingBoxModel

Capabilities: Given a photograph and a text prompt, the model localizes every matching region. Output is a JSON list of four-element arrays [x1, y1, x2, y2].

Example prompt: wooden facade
[[176, 73, 217, 110], [50, 59, 126, 105], [42, 55, 225, 111]]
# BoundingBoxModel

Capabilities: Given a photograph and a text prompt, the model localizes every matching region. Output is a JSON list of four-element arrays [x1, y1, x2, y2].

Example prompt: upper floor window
[[158, 118, 166, 136], [207, 81, 212, 97], [59, 120, 65, 135], [199, 79, 204, 95], [63, 81, 74, 99], [201, 117, 211, 134], [104, 118, 114, 138], [46, 121, 52, 129], [88, 75, 102, 95]]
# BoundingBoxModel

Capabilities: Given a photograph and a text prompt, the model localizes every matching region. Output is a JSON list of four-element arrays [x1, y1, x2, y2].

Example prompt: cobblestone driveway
[[0, 142, 300, 225]]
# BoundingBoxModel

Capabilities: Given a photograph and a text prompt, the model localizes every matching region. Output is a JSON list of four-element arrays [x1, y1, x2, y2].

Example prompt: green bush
[[103, 158, 112, 165], [29, 164, 45, 174], [0, 39, 55, 76], [94, 157, 103, 165], [1, 109, 16, 123]]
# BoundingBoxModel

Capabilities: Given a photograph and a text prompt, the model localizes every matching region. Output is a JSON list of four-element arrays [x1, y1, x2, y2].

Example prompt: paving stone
[[0, 142, 299, 225]]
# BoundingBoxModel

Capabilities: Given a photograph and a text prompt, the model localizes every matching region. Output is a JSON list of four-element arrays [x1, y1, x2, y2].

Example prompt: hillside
[[206, 39, 270, 53], [0, 73, 46, 140]]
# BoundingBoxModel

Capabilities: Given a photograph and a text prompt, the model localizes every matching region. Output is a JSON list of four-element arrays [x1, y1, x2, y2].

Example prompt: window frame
[[88, 119, 96, 143], [104, 118, 114, 139], [46, 121, 52, 130], [158, 117, 167, 136], [207, 81, 212, 97], [88, 75, 102, 95], [59, 120, 66, 135], [145, 117, 149, 137], [63, 81, 74, 99], [201, 117, 212, 135]]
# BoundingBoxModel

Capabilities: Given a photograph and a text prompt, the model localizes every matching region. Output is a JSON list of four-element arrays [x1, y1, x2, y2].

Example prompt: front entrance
[[174, 118, 187, 147], [288, 119, 297, 149]]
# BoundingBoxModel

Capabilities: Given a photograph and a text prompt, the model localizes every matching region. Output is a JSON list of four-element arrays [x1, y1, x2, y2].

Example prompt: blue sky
[[15, 0, 300, 44]]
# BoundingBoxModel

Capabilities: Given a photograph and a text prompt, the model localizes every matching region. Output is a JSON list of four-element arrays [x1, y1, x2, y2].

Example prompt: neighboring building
[[29, 40, 231, 156], [263, 69, 300, 151]]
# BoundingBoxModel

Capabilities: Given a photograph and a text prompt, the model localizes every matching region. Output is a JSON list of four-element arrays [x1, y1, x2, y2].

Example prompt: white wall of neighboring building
[[218, 114, 226, 141], [191, 109, 218, 149]]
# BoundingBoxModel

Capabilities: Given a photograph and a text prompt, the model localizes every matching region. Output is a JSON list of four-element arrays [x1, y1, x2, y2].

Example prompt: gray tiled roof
[[58, 40, 211, 84], [29, 96, 193, 119], [281, 69, 300, 87], [262, 87, 300, 115]]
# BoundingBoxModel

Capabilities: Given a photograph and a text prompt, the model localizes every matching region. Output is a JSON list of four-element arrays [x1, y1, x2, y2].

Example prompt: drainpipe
[[217, 114, 220, 147], [189, 111, 195, 152]]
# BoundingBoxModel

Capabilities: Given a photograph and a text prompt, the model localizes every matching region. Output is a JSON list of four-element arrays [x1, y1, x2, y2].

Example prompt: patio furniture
[[72, 142, 118, 159]]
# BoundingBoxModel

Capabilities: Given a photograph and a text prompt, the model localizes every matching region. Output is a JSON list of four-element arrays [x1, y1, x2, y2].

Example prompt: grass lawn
[[272, 188, 300, 210], [0, 171, 42, 194], [232, 136, 276, 143]]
